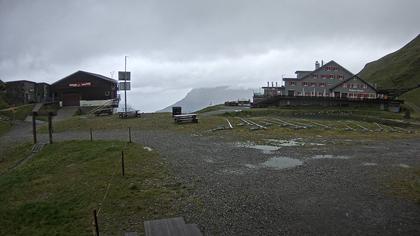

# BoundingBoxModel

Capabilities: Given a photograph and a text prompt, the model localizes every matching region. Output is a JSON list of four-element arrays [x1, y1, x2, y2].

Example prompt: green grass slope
[[0, 141, 187, 235], [401, 87, 420, 114], [358, 34, 420, 90]]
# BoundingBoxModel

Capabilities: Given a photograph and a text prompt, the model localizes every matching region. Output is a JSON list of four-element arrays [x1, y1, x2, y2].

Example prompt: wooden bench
[[173, 114, 198, 124]]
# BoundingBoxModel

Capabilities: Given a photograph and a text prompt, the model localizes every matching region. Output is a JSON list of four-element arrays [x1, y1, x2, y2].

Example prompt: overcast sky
[[1, 0, 419, 111]]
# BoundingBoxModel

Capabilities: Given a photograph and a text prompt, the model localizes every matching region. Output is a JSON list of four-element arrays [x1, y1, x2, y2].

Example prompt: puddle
[[309, 143, 326, 146], [143, 147, 153, 152], [264, 139, 305, 147], [362, 162, 378, 166], [235, 142, 280, 154], [221, 168, 245, 175], [397, 163, 410, 168], [244, 164, 258, 169], [261, 157, 303, 170], [312, 154, 350, 160]]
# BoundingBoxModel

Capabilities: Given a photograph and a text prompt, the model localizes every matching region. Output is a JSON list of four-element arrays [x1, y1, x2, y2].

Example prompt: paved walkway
[[54, 106, 79, 121]]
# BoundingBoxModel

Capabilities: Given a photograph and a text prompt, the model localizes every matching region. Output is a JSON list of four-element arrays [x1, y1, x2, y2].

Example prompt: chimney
[[276, 82, 278, 87], [321, 60, 324, 66], [315, 61, 320, 69], [271, 82, 274, 87], [267, 81, 269, 87]]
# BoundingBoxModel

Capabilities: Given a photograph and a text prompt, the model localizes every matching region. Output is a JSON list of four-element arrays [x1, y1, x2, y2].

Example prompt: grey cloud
[[1, 0, 419, 111]]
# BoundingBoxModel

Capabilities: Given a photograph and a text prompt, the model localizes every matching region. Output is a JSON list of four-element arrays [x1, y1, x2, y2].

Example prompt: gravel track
[[1, 123, 420, 235]]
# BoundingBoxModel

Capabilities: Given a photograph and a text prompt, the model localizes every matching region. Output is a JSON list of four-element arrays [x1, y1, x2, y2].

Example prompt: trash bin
[[172, 107, 182, 116]]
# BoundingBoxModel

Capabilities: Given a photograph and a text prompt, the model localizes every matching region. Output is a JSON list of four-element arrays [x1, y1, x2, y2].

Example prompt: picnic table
[[118, 110, 141, 118], [173, 113, 198, 123]]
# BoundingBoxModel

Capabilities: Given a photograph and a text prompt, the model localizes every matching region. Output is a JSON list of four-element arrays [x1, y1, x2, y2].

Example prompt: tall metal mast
[[124, 56, 127, 114]]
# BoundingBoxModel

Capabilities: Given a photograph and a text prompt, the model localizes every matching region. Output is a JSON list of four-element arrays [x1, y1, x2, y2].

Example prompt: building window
[[312, 74, 317, 79], [289, 81, 296, 86], [310, 82, 316, 87], [319, 83, 326, 87], [302, 82, 308, 86]]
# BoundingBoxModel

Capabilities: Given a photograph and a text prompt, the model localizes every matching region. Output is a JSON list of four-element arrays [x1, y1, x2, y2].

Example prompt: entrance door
[[288, 90, 295, 97], [62, 93, 80, 106], [334, 92, 340, 98]]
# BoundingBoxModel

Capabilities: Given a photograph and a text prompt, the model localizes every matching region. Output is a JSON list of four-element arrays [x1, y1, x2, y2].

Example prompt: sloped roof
[[5, 80, 37, 84], [52, 70, 117, 85], [329, 75, 377, 92], [283, 60, 354, 82]]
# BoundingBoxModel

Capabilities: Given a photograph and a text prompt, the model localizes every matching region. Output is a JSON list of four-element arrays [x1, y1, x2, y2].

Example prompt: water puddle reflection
[[312, 154, 350, 160]]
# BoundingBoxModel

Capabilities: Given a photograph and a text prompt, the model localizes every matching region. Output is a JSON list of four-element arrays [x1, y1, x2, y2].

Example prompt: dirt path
[[1, 125, 420, 235]]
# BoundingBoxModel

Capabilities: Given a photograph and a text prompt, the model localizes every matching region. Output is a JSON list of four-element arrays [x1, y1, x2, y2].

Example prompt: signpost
[[118, 81, 131, 91], [119, 57, 131, 115]]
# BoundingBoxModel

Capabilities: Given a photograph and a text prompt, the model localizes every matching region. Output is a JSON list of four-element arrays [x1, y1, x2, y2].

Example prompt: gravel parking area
[[1, 123, 420, 235]]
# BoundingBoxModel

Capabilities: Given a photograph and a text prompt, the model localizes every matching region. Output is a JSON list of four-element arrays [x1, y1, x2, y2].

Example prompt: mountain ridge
[[158, 86, 254, 113], [358, 34, 420, 90]]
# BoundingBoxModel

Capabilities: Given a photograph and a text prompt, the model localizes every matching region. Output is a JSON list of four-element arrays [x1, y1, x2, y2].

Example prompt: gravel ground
[[1, 122, 420, 235]]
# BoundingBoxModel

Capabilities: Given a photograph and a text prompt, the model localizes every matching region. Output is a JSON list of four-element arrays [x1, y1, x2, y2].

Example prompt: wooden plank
[[226, 119, 233, 129], [124, 232, 138, 236], [145, 217, 188, 236]]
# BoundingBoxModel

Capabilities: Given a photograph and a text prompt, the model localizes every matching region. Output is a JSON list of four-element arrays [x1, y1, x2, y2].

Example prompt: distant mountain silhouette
[[158, 86, 254, 113]]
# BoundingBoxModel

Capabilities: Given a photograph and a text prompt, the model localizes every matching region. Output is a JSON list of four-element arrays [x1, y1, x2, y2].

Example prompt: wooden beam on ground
[[144, 217, 202, 236], [374, 122, 384, 132], [272, 118, 304, 129], [305, 120, 332, 129], [226, 119, 233, 129], [349, 121, 370, 132], [340, 121, 355, 131], [246, 118, 267, 129]]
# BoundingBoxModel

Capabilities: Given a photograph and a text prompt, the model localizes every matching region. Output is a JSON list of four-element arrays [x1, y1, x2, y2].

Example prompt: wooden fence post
[[128, 127, 132, 143], [90, 128, 93, 141], [121, 150, 125, 176], [32, 112, 37, 144], [48, 112, 53, 144], [93, 209, 99, 236]]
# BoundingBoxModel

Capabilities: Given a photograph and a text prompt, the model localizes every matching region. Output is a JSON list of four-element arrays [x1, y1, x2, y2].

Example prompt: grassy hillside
[[401, 87, 420, 114], [358, 34, 420, 90], [0, 141, 187, 235]]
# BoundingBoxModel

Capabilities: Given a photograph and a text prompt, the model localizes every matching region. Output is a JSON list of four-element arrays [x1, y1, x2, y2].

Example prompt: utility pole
[[124, 56, 128, 115]]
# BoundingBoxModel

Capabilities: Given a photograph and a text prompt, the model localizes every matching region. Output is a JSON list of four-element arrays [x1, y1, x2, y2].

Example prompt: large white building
[[282, 60, 377, 99]]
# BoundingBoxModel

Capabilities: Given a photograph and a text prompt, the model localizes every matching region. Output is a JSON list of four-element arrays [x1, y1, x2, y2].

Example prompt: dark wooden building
[[35, 82, 51, 103], [51, 71, 118, 107], [5, 80, 37, 105], [4, 80, 51, 105]]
